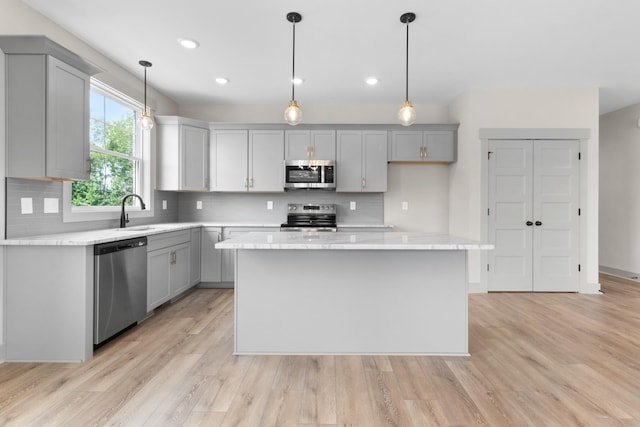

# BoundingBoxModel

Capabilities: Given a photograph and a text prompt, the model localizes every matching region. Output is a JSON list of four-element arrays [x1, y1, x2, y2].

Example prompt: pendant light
[[138, 60, 154, 131], [398, 13, 416, 126], [284, 12, 302, 126]]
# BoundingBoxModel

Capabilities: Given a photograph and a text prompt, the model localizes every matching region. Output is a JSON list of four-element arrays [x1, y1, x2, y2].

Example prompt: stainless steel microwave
[[284, 160, 336, 189]]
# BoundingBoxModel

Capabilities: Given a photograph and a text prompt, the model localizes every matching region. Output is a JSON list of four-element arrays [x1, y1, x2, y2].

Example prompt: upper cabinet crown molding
[[0, 35, 102, 76]]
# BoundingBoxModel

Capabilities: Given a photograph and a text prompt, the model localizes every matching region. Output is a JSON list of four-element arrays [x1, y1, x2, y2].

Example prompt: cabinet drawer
[[147, 230, 191, 252]]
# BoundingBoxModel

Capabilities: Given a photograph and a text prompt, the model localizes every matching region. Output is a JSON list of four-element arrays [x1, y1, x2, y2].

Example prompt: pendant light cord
[[405, 21, 409, 103], [143, 66, 148, 114], [291, 20, 296, 101]]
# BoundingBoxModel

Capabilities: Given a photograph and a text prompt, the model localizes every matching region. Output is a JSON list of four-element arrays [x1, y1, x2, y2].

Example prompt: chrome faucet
[[120, 194, 146, 228]]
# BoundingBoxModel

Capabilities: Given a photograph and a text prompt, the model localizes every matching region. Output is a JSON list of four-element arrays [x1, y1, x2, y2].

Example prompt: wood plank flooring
[[1, 273, 639, 426]]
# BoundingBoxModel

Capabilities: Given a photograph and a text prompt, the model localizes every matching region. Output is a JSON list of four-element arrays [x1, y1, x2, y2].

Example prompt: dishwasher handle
[[95, 236, 147, 256]]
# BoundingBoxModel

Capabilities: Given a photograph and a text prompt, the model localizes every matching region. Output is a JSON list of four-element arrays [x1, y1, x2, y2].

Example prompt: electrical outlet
[[402, 201, 409, 210], [350, 201, 356, 210], [162, 200, 167, 210], [267, 200, 273, 210], [196, 200, 203, 210]]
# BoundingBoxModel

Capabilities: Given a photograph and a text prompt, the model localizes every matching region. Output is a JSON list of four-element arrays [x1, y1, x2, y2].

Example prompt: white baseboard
[[468, 281, 485, 294]]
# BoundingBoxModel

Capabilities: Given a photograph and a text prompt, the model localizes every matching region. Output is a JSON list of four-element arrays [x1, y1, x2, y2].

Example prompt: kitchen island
[[216, 231, 492, 356]]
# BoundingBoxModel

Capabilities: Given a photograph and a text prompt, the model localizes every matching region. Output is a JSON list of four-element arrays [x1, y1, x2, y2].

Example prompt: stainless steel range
[[280, 203, 337, 232]]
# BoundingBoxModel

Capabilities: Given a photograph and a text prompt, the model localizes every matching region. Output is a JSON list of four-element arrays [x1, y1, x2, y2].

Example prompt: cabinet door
[[390, 131, 423, 161], [201, 228, 222, 282], [423, 131, 455, 162], [148, 249, 171, 311], [285, 130, 311, 160], [190, 228, 202, 285], [336, 131, 364, 192], [310, 130, 336, 160], [170, 243, 191, 297], [248, 130, 285, 192], [210, 130, 248, 191], [181, 125, 209, 191], [46, 55, 91, 180], [362, 131, 388, 192]]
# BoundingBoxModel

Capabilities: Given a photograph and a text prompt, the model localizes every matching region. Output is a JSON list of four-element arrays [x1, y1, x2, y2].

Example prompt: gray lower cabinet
[[190, 227, 202, 285], [201, 227, 223, 283], [390, 130, 456, 162], [337, 130, 388, 192], [147, 231, 191, 311]]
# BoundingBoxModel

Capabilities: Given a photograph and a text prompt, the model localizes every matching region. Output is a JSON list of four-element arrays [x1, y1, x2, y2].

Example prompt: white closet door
[[488, 140, 534, 291], [488, 139, 580, 292], [532, 140, 580, 291]]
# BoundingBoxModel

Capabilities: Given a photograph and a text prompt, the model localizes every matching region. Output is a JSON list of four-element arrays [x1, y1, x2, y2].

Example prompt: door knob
[[526, 221, 533, 226], [535, 221, 542, 226]]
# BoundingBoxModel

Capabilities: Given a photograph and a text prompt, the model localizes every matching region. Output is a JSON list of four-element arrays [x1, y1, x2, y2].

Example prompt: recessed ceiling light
[[178, 38, 199, 49], [292, 77, 304, 85], [215, 77, 229, 85], [366, 77, 379, 85]]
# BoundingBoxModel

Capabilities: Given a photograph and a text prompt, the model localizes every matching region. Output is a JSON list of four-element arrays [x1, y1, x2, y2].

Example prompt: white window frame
[[63, 79, 153, 223]]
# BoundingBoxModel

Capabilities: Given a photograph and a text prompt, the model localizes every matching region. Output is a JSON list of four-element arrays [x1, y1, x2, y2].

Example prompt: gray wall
[[5, 178, 179, 238], [178, 191, 383, 225], [5, 178, 384, 238]]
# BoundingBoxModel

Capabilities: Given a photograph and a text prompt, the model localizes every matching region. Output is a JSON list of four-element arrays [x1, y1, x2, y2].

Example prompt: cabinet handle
[[170, 251, 176, 264], [419, 147, 424, 159], [249, 178, 254, 188], [244, 178, 248, 188], [310, 146, 314, 158], [423, 147, 428, 159], [362, 177, 366, 188]]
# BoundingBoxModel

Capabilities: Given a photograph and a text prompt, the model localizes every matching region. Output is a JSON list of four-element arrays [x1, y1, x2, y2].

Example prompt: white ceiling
[[21, 0, 640, 114]]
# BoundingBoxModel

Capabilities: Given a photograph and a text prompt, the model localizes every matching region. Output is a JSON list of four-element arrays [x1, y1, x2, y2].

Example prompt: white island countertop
[[216, 231, 493, 250]]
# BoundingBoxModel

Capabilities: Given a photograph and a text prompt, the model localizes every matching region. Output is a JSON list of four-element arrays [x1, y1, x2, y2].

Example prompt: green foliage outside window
[[72, 90, 139, 207]]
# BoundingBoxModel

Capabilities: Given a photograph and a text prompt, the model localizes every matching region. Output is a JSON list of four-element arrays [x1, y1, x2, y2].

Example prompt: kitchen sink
[[115, 225, 155, 232]]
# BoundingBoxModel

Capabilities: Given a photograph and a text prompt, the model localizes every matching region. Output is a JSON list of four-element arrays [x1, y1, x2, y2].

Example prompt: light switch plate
[[267, 201, 273, 210], [44, 198, 59, 213], [402, 201, 409, 210], [21, 198, 33, 214], [350, 201, 356, 210], [196, 200, 203, 210]]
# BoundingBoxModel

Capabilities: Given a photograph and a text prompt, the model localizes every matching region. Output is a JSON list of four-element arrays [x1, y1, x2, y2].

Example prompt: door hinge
[[487, 264, 489, 272], [578, 152, 581, 160], [578, 208, 581, 216], [488, 151, 493, 160], [578, 264, 581, 272], [487, 208, 490, 216]]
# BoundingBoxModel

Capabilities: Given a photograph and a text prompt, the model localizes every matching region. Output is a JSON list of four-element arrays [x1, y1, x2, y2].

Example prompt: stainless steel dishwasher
[[94, 236, 148, 345]]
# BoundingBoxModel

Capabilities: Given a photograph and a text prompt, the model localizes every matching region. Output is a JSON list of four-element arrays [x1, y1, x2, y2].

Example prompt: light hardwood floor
[[1, 274, 639, 426]]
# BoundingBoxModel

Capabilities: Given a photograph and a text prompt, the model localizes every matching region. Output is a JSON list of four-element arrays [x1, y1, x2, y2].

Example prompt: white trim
[[62, 80, 154, 223]]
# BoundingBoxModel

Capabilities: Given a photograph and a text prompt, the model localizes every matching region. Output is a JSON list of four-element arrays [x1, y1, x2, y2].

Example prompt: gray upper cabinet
[[3, 39, 100, 180], [210, 129, 285, 192], [156, 116, 209, 191], [285, 130, 336, 160], [390, 130, 457, 163], [337, 130, 387, 192]]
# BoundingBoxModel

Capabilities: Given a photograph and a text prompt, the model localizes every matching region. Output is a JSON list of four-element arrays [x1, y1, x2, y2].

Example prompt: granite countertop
[[0, 223, 393, 246], [215, 231, 493, 251]]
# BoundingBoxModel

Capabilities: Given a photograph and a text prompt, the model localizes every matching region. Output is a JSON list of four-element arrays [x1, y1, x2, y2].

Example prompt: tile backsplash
[[5, 178, 384, 238]]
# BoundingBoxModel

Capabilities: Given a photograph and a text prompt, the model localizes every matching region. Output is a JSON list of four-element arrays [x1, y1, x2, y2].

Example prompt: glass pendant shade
[[398, 100, 416, 126], [284, 100, 302, 126], [138, 111, 154, 130]]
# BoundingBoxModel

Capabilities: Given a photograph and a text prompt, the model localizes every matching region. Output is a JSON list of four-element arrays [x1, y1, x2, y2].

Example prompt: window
[[63, 80, 152, 222]]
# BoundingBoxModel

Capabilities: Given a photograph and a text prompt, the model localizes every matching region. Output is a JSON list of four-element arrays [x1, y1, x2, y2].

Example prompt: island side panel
[[235, 249, 468, 355], [6, 245, 93, 362]]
